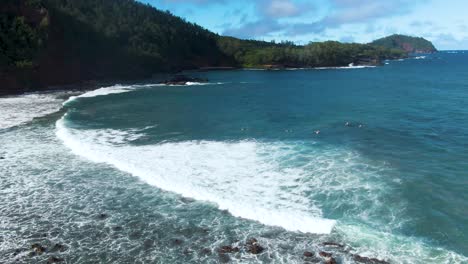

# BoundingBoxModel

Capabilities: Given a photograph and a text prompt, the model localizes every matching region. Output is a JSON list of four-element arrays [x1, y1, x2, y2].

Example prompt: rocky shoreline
[[8, 210, 391, 264], [14, 235, 390, 264], [159, 75, 209, 86], [0, 56, 404, 96]]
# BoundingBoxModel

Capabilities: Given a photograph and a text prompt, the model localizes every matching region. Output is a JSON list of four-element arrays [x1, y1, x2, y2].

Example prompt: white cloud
[[263, 0, 300, 18]]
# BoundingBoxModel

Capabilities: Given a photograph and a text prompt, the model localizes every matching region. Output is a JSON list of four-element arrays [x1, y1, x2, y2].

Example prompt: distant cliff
[[370, 34, 437, 53]]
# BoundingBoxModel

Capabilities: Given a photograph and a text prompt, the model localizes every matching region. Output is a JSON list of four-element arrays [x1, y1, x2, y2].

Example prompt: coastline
[[0, 57, 405, 97], [3, 56, 468, 263]]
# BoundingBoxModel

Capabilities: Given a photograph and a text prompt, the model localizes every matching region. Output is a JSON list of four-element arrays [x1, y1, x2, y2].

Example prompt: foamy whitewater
[[62, 84, 147, 106], [2, 53, 468, 263], [0, 92, 69, 129], [57, 115, 338, 234]]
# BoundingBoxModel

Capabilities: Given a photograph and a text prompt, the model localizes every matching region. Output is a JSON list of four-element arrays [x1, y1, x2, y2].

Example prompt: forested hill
[[217, 37, 405, 69], [0, 0, 234, 94], [371, 34, 437, 53], [1, 0, 421, 94]]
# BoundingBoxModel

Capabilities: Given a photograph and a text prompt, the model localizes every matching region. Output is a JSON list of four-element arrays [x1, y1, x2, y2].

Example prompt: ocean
[[1, 52, 467, 263]]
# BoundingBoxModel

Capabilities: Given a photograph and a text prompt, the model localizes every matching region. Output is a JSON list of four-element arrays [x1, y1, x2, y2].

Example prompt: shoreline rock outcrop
[[160, 75, 209, 85], [245, 238, 265, 254]]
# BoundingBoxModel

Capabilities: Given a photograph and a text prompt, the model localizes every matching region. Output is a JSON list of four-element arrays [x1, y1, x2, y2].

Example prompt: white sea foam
[[61, 82, 224, 106], [63, 85, 135, 105], [285, 68, 308, 71], [56, 116, 338, 234], [336, 224, 468, 264], [185, 82, 205, 86], [0, 93, 69, 129], [414, 56, 427, 60], [315, 65, 376, 70], [0, 84, 153, 129], [165, 82, 224, 86], [245, 66, 376, 71], [55, 115, 409, 236], [54, 114, 468, 263]]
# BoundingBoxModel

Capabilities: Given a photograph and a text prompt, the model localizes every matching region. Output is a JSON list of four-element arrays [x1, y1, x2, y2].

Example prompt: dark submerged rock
[[143, 239, 154, 249], [50, 243, 67, 252], [319, 251, 337, 264], [161, 75, 208, 85], [173, 239, 184, 245], [0, 156, 5, 160], [97, 213, 108, 220], [322, 242, 345, 248], [129, 231, 141, 240], [245, 238, 265, 254], [218, 245, 240, 254], [31, 243, 46, 254], [319, 251, 333, 258], [303, 251, 322, 263], [353, 254, 390, 264], [250, 247, 264, 254], [112, 226, 123, 231], [200, 248, 212, 255], [12, 248, 25, 257], [247, 238, 257, 243], [218, 253, 231, 263], [47, 256, 64, 263], [180, 197, 195, 203]]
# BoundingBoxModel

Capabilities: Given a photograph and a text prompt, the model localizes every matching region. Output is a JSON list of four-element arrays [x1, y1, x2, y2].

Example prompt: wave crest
[[56, 116, 336, 234]]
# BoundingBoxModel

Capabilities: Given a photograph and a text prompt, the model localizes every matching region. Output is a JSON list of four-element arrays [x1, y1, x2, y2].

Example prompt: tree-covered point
[[371, 34, 437, 53], [217, 37, 406, 68]]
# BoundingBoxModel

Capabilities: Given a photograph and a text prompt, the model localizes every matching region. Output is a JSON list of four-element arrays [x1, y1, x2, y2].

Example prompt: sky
[[140, 0, 468, 50]]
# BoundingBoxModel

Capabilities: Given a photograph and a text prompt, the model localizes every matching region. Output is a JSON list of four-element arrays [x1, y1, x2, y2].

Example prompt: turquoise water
[[1, 52, 468, 263]]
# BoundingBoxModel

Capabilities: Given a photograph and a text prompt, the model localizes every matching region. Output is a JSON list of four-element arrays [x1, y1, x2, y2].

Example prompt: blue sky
[[140, 0, 468, 50]]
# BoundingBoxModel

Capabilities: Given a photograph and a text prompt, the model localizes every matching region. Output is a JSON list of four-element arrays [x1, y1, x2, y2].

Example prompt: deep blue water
[[1, 52, 468, 263]]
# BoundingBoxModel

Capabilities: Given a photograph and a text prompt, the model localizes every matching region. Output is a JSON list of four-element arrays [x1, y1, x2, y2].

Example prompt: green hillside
[[218, 37, 405, 68], [1, 0, 410, 94], [371, 34, 437, 53], [0, 0, 234, 94]]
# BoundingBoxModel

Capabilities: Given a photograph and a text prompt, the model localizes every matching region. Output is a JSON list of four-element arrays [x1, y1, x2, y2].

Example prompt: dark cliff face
[[399, 42, 436, 54], [370, 34, 437, 54]]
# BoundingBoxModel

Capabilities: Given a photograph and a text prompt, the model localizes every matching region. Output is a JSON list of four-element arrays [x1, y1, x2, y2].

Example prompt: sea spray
[[56, 116, 336, 234]]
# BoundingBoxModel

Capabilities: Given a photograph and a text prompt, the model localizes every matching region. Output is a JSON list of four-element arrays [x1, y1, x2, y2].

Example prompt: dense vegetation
[[371, 34, 437, 53], [0, 0, 433, 94], [43, 0, 232, 70], [0, 0, 49, 69], [218, 37, 405, 68], [0, 0, 234, 94]]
